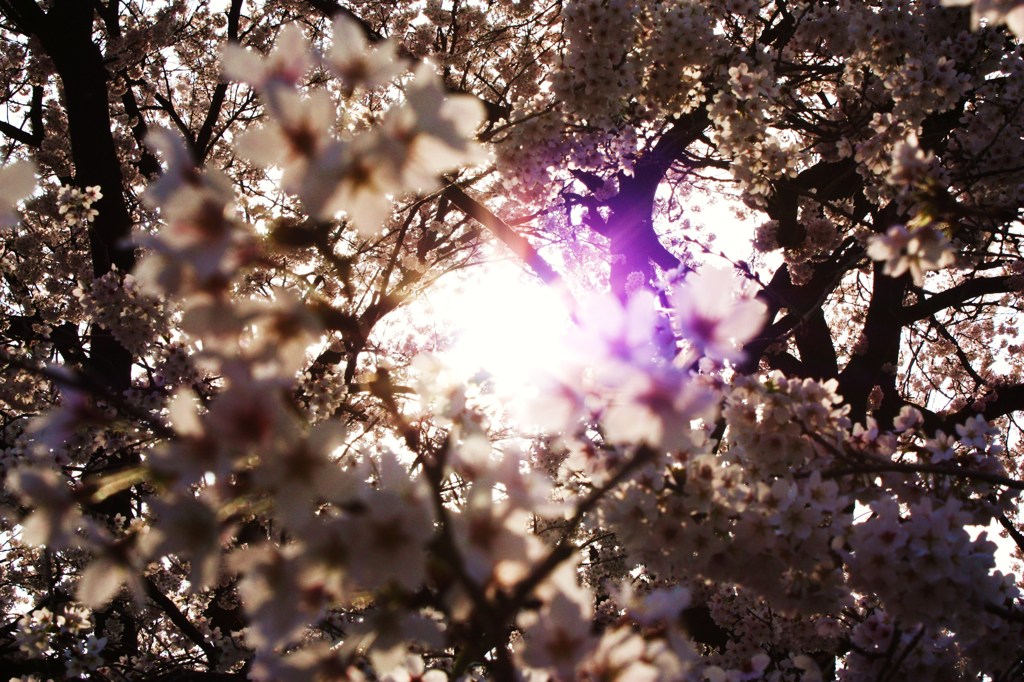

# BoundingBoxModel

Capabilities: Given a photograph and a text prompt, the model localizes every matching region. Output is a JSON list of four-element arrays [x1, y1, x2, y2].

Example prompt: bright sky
[[416, 247, 574, 393]]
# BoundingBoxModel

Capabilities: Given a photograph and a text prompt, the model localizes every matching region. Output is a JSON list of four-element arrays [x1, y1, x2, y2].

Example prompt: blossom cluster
[[72, 269, 166, 355], [708, 61, 805, 204], [56, 184, 103, 226], [866, 222, 957, 285], [224, 20, 487, 237], [14, 605, 106, 677]]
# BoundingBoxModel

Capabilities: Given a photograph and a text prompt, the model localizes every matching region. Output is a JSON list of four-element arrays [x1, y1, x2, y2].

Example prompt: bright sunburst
[[423, 255, 574, 397]]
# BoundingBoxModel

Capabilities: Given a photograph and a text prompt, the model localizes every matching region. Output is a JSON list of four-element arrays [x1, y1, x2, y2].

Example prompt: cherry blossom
[[326, 15, 404, 94], [1, 2, 1024, 681], [670, 267, 767, 362], [221, 23, 314, 92], [866, 223, 957, 285], [56, 185, 102, 226]]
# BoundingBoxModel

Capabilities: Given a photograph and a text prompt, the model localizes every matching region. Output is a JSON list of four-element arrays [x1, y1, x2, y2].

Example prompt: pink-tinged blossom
[[615, 583, 691, 627], [704, 652, 770, 682], [326, 15, 403, 94], [601, 371, 715, 448], [230, 42, 485, 237], [849, 417, 897, 457], [454, 486, 545, 588], [76, 555, 145, 609], [792, 654, 824, 682], [232, 543, 327, 650], [139, 493, 223, 591], [887, 132, 936, 188], [866, 223, 956, 286], [577, 627, 662, 681], [0, 160, 36, 228], [893, 405, 923, 432], [379, 654, 448, 682], [221, 23, 313, 91], [845, 497, 1017, 637], [248, 643, 346, 682], [352, 611, 446, 676], [233, 89, 341, 208], [150, 388, 234, 488], [144, 128, 234, 221], [569, 289, 670, 366], [204, 376, 292, 452], [180, 289, 324, 375], [345, 486, 434, 592], [137, 129, 242, 294], [670, 267, 767, 362], [253, 422, 353, 532], [26, 382, 109, 453], [925, 429, 957, 463], [519, 372, 586, 434], [388, 63, 489, 185], [57, 184, 102, 226], [313, 130, 405, 236], [955, 414, 999, 449], [310, 64, 488, 237], [65, 633, 107, 677]]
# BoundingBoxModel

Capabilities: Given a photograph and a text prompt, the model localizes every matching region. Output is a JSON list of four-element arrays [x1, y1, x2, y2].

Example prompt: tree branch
[[142, 576, 220, 668], [0, 0, 45, 36], [998, 513, 1024, 553], [443, 183, 568, 291], [195, 0, 243, 161], [900, 275, 1020, 322], [816, 460, 1024, 491]]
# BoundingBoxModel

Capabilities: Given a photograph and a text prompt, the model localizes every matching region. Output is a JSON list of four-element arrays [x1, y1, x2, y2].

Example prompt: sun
[[417, 254, 575, 398]]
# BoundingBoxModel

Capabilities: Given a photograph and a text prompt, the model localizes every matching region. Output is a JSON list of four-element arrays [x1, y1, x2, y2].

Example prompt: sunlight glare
[[423, 257, 574, 401]]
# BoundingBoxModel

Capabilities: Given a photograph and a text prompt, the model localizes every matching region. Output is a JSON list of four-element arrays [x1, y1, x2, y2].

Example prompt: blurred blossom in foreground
[[942, 0, 1024, 36], [670, 267, 767, 363], [867, 223, 956, 286], [0, 160, 36, 228]]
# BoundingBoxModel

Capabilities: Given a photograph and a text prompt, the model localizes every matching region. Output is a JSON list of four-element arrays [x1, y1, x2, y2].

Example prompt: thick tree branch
[[597, 110, 712, 295], [998, 513, 1024, 553], [739, 241, 861, 376], [0, 0, 45, 35], [900, 275, 1020, 322], [794, 308, 839, 379], [142, 576, 219, 668], [443, 183, 567, 290], [195, 0, 243, 161], [0, 119, 37, 146], [839, 262, 907, 424], [819, 460, 1024, 491], [948, 383, 1024, 428]]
